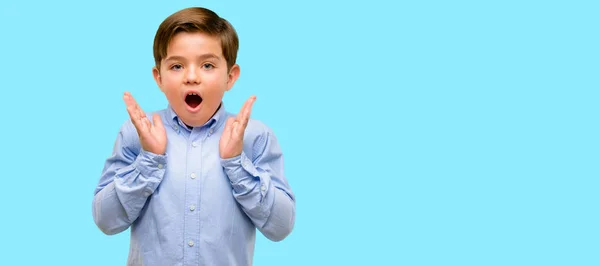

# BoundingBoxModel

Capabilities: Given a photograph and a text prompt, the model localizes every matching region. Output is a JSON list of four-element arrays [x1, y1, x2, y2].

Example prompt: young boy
[[92, 7, 296, 266]]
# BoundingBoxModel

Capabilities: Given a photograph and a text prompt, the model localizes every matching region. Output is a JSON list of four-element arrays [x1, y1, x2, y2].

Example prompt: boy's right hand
[[123, 92, 167, 155]]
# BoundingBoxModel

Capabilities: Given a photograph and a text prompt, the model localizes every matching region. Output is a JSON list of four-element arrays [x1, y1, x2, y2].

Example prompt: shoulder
[[243, 118, 281, 160], [245, 118, 274, 140]]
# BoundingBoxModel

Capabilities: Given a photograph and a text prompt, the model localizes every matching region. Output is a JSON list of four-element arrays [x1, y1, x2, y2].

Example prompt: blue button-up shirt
[[92, 103, 296, 266]]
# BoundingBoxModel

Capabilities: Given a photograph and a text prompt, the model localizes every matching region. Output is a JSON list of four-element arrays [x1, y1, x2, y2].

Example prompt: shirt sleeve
[[92, 120, 167, 235], [220, 127, 296, 242]]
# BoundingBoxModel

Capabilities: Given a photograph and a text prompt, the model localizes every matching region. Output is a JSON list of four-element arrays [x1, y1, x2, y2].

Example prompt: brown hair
[[153, 7, 239, 71]]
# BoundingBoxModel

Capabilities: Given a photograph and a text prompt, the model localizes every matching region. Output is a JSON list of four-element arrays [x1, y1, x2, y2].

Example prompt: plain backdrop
[[0, 0, 598, 265]]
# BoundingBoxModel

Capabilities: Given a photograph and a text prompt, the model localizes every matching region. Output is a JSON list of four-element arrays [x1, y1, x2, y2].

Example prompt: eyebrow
[[165, 54, 221, 62]]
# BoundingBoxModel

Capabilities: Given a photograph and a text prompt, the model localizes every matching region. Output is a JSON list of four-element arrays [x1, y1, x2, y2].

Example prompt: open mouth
[[185, 92, 202, 109]]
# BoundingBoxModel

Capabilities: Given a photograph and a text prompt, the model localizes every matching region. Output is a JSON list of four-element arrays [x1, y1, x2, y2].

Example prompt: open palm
[[220, 96, 256, 159], [123, 92, 167, 155]]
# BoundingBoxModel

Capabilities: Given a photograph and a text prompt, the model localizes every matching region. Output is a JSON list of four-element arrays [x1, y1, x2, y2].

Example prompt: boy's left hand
[[220, 96, 256, 159]]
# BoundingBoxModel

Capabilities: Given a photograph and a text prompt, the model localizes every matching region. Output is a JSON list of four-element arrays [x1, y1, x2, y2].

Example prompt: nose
[[184, 66, 200, 84]]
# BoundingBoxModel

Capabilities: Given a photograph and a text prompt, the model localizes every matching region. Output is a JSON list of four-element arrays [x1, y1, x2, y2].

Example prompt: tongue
[[186, 95, 202, 108]]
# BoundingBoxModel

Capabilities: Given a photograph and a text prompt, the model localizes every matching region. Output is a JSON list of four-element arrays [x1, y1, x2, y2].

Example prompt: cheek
[[164, 91, 180, 104], [162, 75, 180, 86], [205, 72, 229, 88], [202, 74, 220, 84], [160, 80, 180, 98]]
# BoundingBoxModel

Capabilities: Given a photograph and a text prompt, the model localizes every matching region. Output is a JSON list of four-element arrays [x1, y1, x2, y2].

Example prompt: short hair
[[153, 7, 239, 71]]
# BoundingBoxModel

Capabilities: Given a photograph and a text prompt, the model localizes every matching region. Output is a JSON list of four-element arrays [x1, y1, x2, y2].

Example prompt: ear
[[152, 66, 164, 92], [226, 64, 240, 91]]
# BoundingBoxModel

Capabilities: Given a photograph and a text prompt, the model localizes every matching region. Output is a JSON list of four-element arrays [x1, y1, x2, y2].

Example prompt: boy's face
[[153, 32, 240, 127]]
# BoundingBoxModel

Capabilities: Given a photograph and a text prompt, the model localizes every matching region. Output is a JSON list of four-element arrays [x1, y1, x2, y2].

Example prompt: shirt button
[[157, 163, 163, 169], [192, 141, 198, 147], [261, 185, 266, 191], [188, 240, 194, 247], [189, 205, 196, 211], [209, 129, 214, 134], [190, 173, 196, 179]]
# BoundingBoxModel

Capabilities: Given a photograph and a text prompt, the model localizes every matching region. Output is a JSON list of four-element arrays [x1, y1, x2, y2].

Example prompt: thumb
[[152, 113, 165, 131]]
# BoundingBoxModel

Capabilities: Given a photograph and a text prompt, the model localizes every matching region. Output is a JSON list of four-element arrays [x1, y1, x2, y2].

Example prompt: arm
[[92, 121, 167, 235], [221, 129, 296, 242], [93, 92, 168, 235]]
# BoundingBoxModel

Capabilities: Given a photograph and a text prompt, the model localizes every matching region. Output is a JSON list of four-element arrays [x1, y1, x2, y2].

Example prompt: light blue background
[[0, 0, 598, 265]]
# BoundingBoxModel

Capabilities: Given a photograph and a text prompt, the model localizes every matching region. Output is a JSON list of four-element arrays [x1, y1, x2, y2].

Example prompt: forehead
[[166, 31, 223, 58]]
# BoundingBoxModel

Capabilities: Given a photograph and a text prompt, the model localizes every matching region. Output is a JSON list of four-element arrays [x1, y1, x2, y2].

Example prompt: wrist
[[142, 144, 166, 155], [220, 147, 242, 159]]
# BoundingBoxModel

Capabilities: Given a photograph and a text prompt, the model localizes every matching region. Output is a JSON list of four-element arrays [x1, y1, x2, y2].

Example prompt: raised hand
[[220, 96, 256, 159], [123, 92, 167, 155]]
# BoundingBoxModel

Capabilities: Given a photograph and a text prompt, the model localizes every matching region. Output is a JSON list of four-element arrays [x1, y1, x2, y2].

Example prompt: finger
[[123, 93, 134, 113], [124, 95, 142, 129], [124, 92, 140, 118], [240, 96, 256, 129], [232, 120, 242, 138], [141, 115, 151, 132], [126, 105, 142, 130], [124, 92, 137, 109], [134, 102, 145, 120], [223, 117, 235, 137], [152, 113, 165, 132], [124, 93, 148, 135], [123, 91, 132, 105], [136, 103, 145, 120], [124, 92, 146, 119], [236, 96, 254, 121]]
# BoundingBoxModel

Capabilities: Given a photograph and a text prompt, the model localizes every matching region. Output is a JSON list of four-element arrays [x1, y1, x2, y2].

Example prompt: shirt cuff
[[220, 151, 259, 182], [221, 151, 272, 207], [132, 149, 168, 179]]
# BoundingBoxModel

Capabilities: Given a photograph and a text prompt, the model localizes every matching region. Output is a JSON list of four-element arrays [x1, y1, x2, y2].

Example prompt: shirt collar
[[167, 102, 227, 131]]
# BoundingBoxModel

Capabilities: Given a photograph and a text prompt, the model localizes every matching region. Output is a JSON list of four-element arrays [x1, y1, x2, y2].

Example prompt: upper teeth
[[188, 93, 198, 95]]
